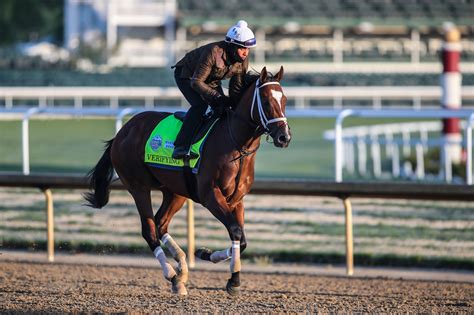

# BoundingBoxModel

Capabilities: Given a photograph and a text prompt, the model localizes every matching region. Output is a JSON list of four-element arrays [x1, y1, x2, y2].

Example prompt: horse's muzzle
[[271, 123, 291, 148]]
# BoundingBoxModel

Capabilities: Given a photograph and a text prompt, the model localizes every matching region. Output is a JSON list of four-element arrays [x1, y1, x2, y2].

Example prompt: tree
[[0, 0, 63, 46]]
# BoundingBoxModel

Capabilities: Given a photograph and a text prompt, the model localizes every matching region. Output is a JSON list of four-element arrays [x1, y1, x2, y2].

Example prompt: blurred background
[[0, 0, 473, 268], [0, 0, 473, 181], [0, 0, 473, 85]]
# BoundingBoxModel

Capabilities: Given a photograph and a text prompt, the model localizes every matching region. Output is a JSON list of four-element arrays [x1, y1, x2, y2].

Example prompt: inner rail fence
[[324, 120, 470, 183], [1, 173, 474, 276], [1, 86, 474, 109], [2, 107, 474, 184]]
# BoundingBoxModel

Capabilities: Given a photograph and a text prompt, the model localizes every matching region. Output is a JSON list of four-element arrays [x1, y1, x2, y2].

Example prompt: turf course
[[0, 117, 339, 178], [0, 115, 431, 178]]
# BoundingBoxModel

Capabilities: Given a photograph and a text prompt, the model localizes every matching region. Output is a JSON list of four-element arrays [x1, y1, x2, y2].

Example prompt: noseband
[[250, 79, 288, 133]]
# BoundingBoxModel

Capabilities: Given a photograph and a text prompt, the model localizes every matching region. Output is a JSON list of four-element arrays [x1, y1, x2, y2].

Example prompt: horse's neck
[[230, 83, 261, 149]]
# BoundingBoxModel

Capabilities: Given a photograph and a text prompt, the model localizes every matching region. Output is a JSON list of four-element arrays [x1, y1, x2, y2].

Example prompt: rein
[[227, 115, 260, 162], [250, 79, 287, 131], [225, 79, 286, 202]]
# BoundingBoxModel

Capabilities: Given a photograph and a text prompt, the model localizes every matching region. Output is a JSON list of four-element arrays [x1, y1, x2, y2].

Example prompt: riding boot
[[172, 111, 203, 160]]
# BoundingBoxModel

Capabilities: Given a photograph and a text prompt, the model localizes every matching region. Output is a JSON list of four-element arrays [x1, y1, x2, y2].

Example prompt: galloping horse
[[84, 66, 291, 296]]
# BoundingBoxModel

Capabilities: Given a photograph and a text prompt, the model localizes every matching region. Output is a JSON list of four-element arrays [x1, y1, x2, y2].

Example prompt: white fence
[[2, 107, 474, 184], [324, 120, 470, 182], [326, 109, 474, 184], [1, 86, 474, 109]]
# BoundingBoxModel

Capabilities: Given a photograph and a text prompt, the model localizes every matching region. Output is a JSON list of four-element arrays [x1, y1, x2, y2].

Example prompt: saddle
[[173, 111, 220, 144]]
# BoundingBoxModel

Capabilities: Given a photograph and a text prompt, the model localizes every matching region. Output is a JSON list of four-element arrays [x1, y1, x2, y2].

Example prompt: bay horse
[[84, 66, 291, 296]]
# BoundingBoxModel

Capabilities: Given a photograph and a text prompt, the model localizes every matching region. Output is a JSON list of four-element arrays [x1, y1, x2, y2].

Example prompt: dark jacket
[[173, 41, 248, 105]]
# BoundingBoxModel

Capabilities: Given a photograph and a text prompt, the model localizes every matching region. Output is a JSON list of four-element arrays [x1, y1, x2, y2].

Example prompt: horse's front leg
[[195, 202, 247, 264], [200, 190, 246, 296], [154, 191, 188, 294], [226, 201, 246, 296], [129, 189, 182, 293]]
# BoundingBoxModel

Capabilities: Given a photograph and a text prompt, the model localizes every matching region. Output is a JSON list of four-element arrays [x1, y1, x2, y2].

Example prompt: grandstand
[[176, 0, 474, 64], [178, 0, 473, 27], [0, 0, 473, 88]]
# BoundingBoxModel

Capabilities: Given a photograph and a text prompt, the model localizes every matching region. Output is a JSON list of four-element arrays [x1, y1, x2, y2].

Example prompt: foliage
[[0, 0, 63, 46]]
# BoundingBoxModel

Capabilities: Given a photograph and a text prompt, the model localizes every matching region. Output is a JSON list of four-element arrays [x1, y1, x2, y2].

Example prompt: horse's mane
[[232, 70, 277, 101], [241, 70, 278, 91]]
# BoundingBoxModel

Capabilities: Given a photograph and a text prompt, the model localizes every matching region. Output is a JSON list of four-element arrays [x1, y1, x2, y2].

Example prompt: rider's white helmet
[[225, 20, 257, 48]]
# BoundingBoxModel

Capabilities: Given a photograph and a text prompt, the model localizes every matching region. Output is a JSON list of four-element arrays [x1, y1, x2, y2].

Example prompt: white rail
[[2, 107, 474, 184], [2, 86, 474, 109], [329, 109, 474, 184]]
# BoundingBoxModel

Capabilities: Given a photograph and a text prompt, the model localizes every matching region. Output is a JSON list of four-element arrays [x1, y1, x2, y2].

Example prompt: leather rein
[[225, 79, 287, 202]]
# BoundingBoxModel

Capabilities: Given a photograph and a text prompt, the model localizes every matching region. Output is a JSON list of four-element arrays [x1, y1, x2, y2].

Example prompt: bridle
[[250, 79, 288, 133], [225, 78, 288, 202], [227, 78, 289, 155]]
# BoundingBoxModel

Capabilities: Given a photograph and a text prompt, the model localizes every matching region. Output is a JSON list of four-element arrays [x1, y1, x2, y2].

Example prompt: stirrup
[[186, 150, 199, 159], [172, 146, 198, 160], [172, 146, 188, 159]]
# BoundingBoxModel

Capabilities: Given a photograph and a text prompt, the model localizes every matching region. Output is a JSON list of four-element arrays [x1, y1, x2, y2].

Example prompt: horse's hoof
[[176, 270, 189, 284], [226, 279, 240, 296], [171, 276, 188, 296], [172, 282, 188, 296], [195, 247, 212, 261]]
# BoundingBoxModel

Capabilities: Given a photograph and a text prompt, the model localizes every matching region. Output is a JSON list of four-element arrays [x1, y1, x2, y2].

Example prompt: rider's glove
[[212, 94, 231, 109]]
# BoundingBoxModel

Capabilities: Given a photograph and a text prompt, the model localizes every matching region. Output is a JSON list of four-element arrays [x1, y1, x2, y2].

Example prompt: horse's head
[[251, 66, 291, 148]]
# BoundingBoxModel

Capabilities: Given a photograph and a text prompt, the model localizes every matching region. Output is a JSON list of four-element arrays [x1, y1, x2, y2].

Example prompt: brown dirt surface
[[1, 261, 473, 313]]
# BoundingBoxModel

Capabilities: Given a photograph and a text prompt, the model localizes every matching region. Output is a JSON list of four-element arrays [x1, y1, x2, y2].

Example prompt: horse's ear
[[260, 67, 268, 82], [274, 66, 284, 82]]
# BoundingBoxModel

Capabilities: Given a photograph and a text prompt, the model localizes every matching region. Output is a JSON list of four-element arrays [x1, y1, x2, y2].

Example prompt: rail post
[[22, 107, 40, 175], [42, 188, 55, 262], [187, 199, 195, 268], [466, 113, 474, 184], [335, 109, 354, 182], [440, 24, 462, 164], [342, 197, 354, 276], [116, 107, 136, 133]]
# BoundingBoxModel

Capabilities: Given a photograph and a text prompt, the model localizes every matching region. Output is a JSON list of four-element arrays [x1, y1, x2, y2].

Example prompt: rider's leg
[[172, 68, 209, 159], [172, 106, 206, 159]]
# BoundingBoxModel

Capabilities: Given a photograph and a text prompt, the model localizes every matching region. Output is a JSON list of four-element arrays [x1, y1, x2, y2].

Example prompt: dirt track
[[1, 261, 473, 313]]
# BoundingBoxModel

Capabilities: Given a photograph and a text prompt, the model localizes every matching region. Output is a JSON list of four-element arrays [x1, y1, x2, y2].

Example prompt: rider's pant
[[173, 67, 220, 149]]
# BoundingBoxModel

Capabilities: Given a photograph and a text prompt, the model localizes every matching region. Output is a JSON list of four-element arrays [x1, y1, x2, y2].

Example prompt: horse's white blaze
[[271, 90, 283, 109], [251, 80, 287, 130]]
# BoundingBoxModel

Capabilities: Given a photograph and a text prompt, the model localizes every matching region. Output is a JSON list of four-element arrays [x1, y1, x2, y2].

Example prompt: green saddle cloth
[[144, 114, 218, 172]]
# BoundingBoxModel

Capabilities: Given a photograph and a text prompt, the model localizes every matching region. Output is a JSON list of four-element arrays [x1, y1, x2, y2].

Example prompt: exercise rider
[[171, 20, 257, 160]]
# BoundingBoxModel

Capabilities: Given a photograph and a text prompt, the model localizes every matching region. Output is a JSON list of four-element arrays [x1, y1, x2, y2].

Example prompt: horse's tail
[[83, 139, 115, 209]]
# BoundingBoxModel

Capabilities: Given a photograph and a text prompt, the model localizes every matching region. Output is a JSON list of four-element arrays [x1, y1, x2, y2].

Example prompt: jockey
[[171, 20, 257, 160]]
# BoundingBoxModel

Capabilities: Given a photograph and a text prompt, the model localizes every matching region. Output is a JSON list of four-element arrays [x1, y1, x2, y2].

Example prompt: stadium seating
[[0, 68, 472, 87], [177, 0, 473, 27]]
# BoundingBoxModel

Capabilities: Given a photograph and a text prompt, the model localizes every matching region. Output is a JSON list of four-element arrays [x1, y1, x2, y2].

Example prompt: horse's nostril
[[278, 135, 287, 143]]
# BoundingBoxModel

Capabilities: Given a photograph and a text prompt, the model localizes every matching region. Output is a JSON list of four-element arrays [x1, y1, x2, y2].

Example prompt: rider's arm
[[228, 58, 249, 107], [190, 49, 220, 102]]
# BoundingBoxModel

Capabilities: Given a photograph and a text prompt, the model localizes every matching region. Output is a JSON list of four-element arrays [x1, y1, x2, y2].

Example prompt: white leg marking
[[161, 233, 188, 283], [153, 247, 177, 281], [210, 247, 231, 263], [230, 241, 241, 273]]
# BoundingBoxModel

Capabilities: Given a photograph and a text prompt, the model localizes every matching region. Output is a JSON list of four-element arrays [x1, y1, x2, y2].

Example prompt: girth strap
[[182, 157, 200, 203]]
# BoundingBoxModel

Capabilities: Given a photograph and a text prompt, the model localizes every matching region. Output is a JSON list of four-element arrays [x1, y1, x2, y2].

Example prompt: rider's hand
[[212, 95, 230, 109]]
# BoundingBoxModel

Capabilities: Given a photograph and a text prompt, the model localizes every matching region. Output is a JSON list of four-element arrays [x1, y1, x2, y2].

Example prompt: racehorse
[[84, 66, 291, 296]]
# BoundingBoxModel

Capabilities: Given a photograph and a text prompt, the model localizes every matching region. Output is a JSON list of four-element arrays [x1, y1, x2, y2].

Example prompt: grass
[[0, 115, 423, 178]]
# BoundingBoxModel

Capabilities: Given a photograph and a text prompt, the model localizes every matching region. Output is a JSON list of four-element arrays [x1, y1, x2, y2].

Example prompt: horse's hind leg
[[155, 189, 188, 290], [129, 188, 186, 295], [200, 193, 246, 296]]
